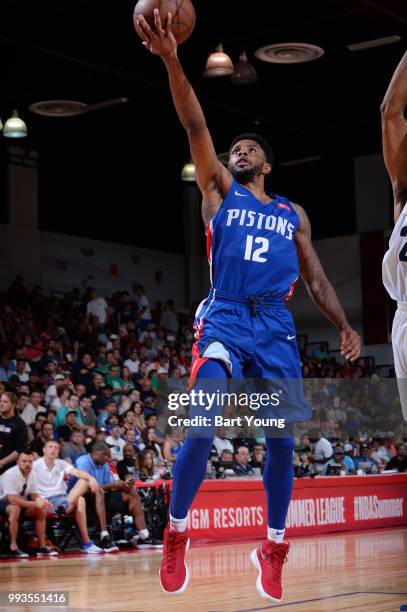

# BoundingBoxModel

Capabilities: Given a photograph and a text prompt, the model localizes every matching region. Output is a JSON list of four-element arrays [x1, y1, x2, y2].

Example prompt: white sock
[[267, 527, 285, 544], [139, 529, 149, 540], [170, 513, 188, 532], [100, 530, 109, 539]]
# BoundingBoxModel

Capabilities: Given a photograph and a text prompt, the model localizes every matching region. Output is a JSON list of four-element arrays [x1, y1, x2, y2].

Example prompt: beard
[[228, 162, 263, 184]]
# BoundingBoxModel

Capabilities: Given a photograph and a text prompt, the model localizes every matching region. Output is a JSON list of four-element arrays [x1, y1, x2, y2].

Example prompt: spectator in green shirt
[[105, 365, 125, 396], [54, 394, 83, 430], [121, 366, 135, 394]]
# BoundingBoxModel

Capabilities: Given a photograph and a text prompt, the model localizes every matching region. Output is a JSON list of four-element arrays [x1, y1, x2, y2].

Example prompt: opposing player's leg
[[160, 357, 229, 594], [392, 306, 407, 421]]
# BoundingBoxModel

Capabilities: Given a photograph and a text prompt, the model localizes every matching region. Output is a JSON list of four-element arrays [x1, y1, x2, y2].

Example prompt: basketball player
[[382, 49, 407, 421], [136, 11, 361, 602]]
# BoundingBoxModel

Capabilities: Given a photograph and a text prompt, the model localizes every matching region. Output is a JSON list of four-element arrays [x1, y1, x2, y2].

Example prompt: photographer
[[323, 447, 356, 476]]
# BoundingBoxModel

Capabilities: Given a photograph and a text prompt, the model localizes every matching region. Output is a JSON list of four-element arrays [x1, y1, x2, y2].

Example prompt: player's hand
[[88, 477, 99, 495], [340, 328, 361, 362], [36, 498, 53, 510], [135, 10, 177, 58], [118, 480, 132, 492]]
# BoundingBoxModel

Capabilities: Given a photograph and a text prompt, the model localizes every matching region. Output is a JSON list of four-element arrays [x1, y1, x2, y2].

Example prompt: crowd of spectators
[[0, 277, 406, 557]]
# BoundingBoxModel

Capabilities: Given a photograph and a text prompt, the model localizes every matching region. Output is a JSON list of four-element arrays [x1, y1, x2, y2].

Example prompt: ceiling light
[[255, 43, 324, 64], [30, 100, 88, 117], [3, 110, 27, 138], [181, 162, 196, 182], [347, 35, 402, 52], [230, 52, 258, 85], [29, 97, 128, 117], [203, 44, 234, 78]]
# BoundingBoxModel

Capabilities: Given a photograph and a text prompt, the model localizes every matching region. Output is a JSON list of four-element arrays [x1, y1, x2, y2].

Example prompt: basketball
[[133, 0, 196, 45]]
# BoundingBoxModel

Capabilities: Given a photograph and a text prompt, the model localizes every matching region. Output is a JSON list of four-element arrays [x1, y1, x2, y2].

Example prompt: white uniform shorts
[[392, 303, 407, 420]]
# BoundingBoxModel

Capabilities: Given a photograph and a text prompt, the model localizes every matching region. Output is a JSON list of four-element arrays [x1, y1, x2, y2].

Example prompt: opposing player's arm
[[293, 203, 361, 361], [380, 50, 407, 222], [135, 10, 232, 225]]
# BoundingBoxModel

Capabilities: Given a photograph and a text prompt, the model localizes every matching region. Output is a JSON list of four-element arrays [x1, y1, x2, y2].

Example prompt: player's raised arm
[[135, 10, 232, 213], [293, 204, 361, 362], [380, 50, 407, 222]]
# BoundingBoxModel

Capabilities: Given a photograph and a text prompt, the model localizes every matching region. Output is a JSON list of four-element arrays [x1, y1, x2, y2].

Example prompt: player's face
[[228, 140, 270, 183]]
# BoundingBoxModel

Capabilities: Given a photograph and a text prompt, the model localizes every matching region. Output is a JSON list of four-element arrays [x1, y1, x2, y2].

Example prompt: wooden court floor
[[0, 527, 406, 612]]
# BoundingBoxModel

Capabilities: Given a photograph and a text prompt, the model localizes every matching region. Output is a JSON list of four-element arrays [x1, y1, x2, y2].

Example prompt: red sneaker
[[159, 524, 190, 594], [250, 540, 290, 602]]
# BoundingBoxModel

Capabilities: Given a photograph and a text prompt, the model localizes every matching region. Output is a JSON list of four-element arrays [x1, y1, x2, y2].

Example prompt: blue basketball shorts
[[190, 288, 311, 423]]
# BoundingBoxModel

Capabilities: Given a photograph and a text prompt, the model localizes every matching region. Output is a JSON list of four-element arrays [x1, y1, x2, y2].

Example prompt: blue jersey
[[206, 180, 299, 299]]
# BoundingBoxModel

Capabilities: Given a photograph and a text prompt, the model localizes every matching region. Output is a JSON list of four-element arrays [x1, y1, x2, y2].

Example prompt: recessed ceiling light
[[29, 98, 128, 117], [30, 100, 88, 117], [255, 43, 324, 64]]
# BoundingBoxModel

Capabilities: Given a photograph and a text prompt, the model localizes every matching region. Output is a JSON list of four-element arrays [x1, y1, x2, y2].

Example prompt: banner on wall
[[186, 474, 407, 542]]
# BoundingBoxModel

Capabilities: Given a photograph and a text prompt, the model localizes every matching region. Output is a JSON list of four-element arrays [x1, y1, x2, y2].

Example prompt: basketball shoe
[[159, 524, 190, 594], [250, 540, 290, 601]]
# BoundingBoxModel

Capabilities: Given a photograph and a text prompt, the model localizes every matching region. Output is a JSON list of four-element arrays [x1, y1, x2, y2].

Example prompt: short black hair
[[230, 132, 274, 165], [70, 428, 83, 437], [92, 441, 109, 453]]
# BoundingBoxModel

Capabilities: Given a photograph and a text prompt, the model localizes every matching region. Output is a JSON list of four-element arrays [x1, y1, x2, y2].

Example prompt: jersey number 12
[[244, 235, 269, 263]]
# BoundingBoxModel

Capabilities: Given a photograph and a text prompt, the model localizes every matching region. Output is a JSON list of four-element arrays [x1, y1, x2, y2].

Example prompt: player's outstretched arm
[[135, 10, 232, 218], [381, 50, 407, 222], [293, 204, 361, 361]]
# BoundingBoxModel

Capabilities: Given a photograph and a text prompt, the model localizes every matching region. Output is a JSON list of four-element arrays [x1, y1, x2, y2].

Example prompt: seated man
[[251, 443, 266, 474], [117, 443, 140, 481], [0, 449, 57, 558], [353, 445, 378, 474], [30, 420, 55, 458], [57, 410, 81, 443], [60, 429, 87, 464], [105, 424, 126, 462], [323, 446, 356, 475], [219, 449, 234, 464], [75, 442, 160, 548], [233, 446, 254, 476], [33, 440, 103, 554], [387, 443, 407, 472]]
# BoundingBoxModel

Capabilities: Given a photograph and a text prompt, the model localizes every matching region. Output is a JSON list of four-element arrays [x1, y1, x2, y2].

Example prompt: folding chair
[[46, 513, 82, 553]]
